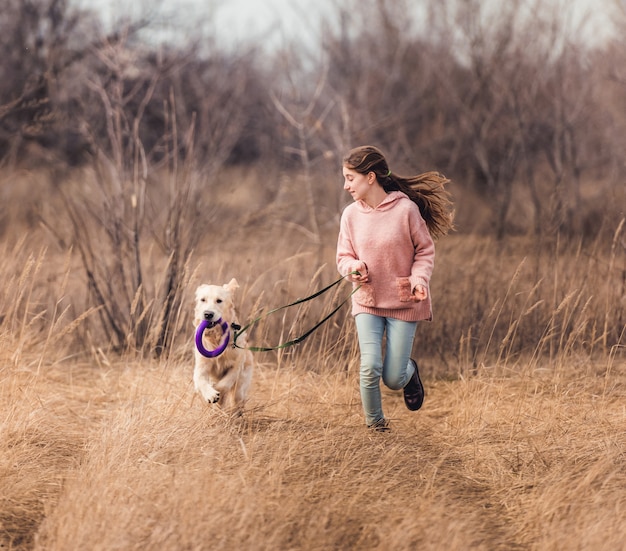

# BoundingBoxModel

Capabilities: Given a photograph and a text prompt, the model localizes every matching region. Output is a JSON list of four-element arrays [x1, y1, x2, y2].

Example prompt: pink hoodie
[[336, 191, 435, 322]]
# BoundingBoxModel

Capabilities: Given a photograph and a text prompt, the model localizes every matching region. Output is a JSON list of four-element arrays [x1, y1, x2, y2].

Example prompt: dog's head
[[194, 278, 240, 326]]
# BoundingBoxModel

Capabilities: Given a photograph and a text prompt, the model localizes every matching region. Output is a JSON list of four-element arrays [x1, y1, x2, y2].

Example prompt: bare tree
[[0, 0, 92, 164], [270, 67, 336, 244]]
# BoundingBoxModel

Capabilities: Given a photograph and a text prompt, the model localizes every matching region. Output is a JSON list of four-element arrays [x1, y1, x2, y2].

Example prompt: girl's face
[[343, 166, 373, 203]]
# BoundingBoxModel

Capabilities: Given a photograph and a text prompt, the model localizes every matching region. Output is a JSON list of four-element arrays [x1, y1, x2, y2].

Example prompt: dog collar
[[195, 318, 230, 357]]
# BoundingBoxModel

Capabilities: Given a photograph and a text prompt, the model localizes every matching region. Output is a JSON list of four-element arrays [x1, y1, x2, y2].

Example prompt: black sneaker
[[367, 418, 391, 432], [403, 359, 424, 411]]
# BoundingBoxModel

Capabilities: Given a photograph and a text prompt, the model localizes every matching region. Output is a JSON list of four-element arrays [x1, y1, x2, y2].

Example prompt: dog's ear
[[224, 278, 239, 293], [195, 284, 207, 300]]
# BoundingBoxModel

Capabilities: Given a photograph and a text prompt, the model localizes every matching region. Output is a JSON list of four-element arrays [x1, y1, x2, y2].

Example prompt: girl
[[336, 145, 454, 431]]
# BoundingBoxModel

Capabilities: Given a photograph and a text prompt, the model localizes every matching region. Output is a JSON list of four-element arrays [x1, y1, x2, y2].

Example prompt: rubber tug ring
[[195, 318, 230, 358]]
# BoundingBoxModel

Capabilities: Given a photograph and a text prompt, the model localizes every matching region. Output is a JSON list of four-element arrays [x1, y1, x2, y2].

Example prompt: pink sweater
[[336, 191, 435, 322]]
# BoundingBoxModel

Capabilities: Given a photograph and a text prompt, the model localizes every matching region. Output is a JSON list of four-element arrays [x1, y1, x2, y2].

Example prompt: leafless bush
[[47, 36, 202, 356]]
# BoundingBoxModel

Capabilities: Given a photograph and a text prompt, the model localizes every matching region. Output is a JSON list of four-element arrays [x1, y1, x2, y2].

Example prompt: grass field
[[1, 167, 625, 550], [1, 352, 624, 550]]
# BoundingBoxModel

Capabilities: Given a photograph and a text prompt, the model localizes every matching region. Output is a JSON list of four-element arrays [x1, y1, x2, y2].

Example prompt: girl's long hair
[[343, 145, 455, 239]]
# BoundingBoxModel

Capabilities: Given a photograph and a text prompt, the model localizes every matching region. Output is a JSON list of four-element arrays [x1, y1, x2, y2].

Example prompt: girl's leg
[[381, 318, 418, 390], [354, 313, 386, 426]]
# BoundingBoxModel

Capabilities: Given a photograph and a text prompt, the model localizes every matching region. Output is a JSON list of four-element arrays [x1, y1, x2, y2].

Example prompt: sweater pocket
[[397, 277, 414, 302], [354, 283, 376, 307]]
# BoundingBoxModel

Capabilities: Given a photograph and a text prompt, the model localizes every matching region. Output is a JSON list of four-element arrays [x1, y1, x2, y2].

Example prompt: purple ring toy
[[195, 318, 230, 358]]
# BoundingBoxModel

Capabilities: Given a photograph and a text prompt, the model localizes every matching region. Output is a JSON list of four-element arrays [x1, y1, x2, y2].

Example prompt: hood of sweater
[[355, 190, 408, 213]]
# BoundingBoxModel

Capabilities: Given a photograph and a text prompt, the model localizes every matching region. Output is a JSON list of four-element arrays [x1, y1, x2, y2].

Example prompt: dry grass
[[1, 167, 625, 550], [1, 353, 624, 550]]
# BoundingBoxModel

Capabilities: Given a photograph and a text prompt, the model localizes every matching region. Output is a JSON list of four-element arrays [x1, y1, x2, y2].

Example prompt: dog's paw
[[203, 388, 220, 404]]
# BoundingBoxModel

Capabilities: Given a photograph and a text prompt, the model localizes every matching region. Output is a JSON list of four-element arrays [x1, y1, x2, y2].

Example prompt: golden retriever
[[193, 278, 253, 411]]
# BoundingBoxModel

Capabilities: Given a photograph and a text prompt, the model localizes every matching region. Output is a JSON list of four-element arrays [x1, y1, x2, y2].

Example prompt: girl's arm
[[410, 207, 435, 291], [336, 214, 369, 282]]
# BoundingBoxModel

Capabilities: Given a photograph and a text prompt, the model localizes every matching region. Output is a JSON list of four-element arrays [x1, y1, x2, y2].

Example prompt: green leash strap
[[233, 272, 360, 352]]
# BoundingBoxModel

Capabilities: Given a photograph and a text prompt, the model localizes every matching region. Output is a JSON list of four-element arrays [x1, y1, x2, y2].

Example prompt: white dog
[[193, 278, 254, 411]]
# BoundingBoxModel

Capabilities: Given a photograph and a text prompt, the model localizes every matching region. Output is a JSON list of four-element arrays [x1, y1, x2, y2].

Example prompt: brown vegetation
[[1, 0, 625, 549]]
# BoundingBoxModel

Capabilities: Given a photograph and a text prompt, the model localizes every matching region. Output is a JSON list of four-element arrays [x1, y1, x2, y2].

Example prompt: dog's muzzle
[[203, 310, 219, 328]]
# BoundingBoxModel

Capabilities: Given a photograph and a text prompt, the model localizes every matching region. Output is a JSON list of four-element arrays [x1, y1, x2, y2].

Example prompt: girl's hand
[[350, 262, 369, 283], [412, 284, 428, 301]]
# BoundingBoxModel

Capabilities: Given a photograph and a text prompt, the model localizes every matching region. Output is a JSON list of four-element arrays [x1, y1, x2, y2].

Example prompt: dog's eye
[[200, 298, 206, 302], [216, 299, 223, 304]]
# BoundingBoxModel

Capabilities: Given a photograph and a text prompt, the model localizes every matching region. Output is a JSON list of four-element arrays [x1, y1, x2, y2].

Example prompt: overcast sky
[[74, 0, 328, 49], [75, 0, 620, 51]]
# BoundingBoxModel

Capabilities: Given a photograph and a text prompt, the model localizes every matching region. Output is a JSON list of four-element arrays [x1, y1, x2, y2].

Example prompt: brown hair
[[343, 145, 455, 239]]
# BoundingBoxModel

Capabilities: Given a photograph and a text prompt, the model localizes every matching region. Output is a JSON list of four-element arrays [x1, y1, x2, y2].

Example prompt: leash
[[232, 272, 360, 352]]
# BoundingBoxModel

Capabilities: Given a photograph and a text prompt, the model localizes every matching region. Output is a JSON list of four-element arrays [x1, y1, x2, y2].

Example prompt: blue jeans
[[354, 313, 418, 426]]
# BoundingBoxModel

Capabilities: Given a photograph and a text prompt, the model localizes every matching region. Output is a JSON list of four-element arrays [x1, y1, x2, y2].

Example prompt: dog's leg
[[214, 368, 239, 409], [216, 363, 250, 412], [193, 362, 220, 403], [219, 386, 244, 416], [234, 352, 254, 407]]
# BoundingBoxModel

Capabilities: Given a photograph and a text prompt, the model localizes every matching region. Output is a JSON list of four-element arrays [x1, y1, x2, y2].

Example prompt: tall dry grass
[[0, 167, 625, 550]]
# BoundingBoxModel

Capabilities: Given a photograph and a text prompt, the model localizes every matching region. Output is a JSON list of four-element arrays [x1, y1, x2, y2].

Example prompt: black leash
[[232, 272, 360, 352]]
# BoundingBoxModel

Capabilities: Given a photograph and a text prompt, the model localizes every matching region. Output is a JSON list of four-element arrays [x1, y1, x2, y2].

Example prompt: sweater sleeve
[[409, 208, 435, 289], [336, 209, 360, 277]]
